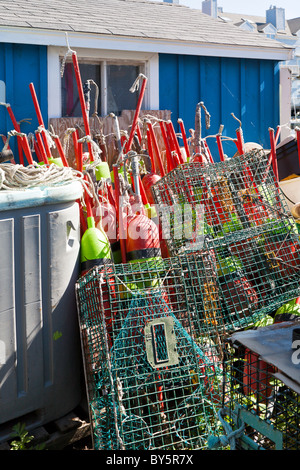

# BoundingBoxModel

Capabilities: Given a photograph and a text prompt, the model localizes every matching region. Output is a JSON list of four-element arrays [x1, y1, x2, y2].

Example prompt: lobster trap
[[213, 322, 300, 450], [152, 150, 300, 333], [75, 254, 226, 450]]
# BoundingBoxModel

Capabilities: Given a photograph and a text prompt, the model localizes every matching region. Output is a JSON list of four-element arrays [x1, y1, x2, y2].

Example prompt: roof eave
[[0, 26, 294, 62]]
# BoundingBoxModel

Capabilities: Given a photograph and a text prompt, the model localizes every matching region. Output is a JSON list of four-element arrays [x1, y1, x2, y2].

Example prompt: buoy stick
[[33, 138, 43, 163], [159, 120, 174, 172], [52, 134, 69, 167], [29, 82, 52, 161], [166, 120, 184, 164], [147, 129, 156, 173], [235, 127, 245, 155], [125, 75, 148, 153], [178, 118, 190, 161], [4, 103, 34, 165], [147, 121, 165, 177], [113, 165, 127, 264], [216, 133, 226, 162], [70, 51, 94, 161], [35, 131, 49, 164]]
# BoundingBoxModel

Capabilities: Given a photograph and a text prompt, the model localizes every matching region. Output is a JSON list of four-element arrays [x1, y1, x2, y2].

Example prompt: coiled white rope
[[0, 162, 93, 199]]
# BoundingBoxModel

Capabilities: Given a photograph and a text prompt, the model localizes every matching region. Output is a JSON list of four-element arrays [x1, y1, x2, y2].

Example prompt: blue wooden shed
[[0, 0, 293, 162]]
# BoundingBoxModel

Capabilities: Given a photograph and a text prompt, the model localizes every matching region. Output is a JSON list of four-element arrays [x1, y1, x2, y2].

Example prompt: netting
[[76, 255, 225, 450]]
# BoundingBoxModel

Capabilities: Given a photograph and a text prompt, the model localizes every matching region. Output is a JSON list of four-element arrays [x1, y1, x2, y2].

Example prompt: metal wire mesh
[[152, 150, 300, 333], [218, 323, 300, 450], [76, 256, 225, 450]]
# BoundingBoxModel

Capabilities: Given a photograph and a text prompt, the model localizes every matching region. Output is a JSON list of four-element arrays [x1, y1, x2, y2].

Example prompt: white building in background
[[201, 1, 300, 132], [158, 0, 300, 132]]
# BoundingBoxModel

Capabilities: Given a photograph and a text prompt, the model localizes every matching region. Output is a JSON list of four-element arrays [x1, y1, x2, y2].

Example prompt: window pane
[[61, 62, 101, 117], [107, 65, 140, 115]]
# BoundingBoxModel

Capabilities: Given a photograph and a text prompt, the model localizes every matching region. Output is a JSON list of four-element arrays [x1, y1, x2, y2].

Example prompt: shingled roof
[[0, 0, 292, 54]]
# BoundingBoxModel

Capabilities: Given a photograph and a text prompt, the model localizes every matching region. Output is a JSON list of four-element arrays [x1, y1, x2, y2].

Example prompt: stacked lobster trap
[[214, 322, 300, 450], [152, 149, 300, 334], [76, 255, 225, 450], [75, 149, 300, 450]]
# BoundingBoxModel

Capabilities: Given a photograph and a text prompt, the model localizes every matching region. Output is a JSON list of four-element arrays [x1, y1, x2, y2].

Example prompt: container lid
[[0, 180, 83, 211], [229, 322, 300, 392]]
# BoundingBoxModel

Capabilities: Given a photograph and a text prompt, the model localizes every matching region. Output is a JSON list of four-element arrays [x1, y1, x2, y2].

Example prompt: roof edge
[[0, 26, 294, 62]]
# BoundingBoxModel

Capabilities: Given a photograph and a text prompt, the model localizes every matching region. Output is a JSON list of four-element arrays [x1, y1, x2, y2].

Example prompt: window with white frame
[[61, 58, 146, 117], [47, 47, 159, 121]]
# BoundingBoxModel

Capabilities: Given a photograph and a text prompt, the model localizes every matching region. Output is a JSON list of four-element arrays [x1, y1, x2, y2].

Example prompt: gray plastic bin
[[0, 181, 83, 439]]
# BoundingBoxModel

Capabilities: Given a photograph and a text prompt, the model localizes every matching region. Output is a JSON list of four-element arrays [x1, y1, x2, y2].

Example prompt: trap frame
[[75, 254, 226, 450], [152, 150, 300, 334]]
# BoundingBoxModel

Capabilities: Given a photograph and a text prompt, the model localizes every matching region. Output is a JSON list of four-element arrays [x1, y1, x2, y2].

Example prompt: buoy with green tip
[[95, 161, 111, 181], [80, 188, 112, 276]]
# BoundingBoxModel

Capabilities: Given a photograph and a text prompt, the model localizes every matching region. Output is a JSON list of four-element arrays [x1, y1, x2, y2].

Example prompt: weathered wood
[[49, 109, 171, 170]]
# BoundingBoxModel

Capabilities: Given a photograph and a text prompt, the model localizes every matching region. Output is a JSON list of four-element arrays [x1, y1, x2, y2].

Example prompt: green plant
[[10, 422, 45, 450]]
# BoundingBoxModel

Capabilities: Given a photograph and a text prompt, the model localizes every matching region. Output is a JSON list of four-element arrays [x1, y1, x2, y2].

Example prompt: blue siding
[[0, 43, 48, 163], [159, 54, 280, 161]]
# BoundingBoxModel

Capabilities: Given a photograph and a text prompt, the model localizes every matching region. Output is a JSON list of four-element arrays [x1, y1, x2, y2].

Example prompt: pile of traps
[[75, 149, 300, 450]]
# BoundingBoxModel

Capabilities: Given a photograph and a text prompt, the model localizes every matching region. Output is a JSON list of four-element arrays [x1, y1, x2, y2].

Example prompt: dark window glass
[[61, 62, 101, 117], [107, 64, 140, 115]]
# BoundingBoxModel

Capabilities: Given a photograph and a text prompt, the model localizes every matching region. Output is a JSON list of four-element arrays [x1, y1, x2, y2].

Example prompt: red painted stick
[[72, 130, 79, 169], [29, 83, 52, 161], [33, 138, 43, 163], [70, 52, 94, 161], [236, 128, 245, 155], [159, 120, 174, 173], [138, 175, 149, 206], [136, 125, 142, 144], [77, 139, 83, 172], [5, 104, 34, 165], [147, 129, 156, 173], [35, 131, 49, 164], [178, 118, 189, 161], [216, 134, 226, 162], [113, 165, 127, 264], [52, 135, 69, 167], [147, 121, 165, 176], [125, 75, 148, 153], [166, 120, 184, 164], [203, 140, 214, 164]]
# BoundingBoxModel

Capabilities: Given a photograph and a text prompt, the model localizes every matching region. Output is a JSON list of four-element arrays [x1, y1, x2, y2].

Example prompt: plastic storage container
[[0, 181, 83, 440]]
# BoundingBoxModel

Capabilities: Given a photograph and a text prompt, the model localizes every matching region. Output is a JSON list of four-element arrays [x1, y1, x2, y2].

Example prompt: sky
[[152, 1, 300, 20]]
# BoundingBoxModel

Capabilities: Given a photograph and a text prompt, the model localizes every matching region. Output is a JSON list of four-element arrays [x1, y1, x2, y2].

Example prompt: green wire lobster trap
[[210, 322, 300, 450], [75, 254, 225, 450], [152, 150, 300, 333]]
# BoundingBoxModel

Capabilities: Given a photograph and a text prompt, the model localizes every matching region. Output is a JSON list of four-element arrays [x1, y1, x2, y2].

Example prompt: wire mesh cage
[[152, 150, 300, 334], [75, 255, 226, 450], [152, 150, 293, 254], [212, 322, 300, 450]]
